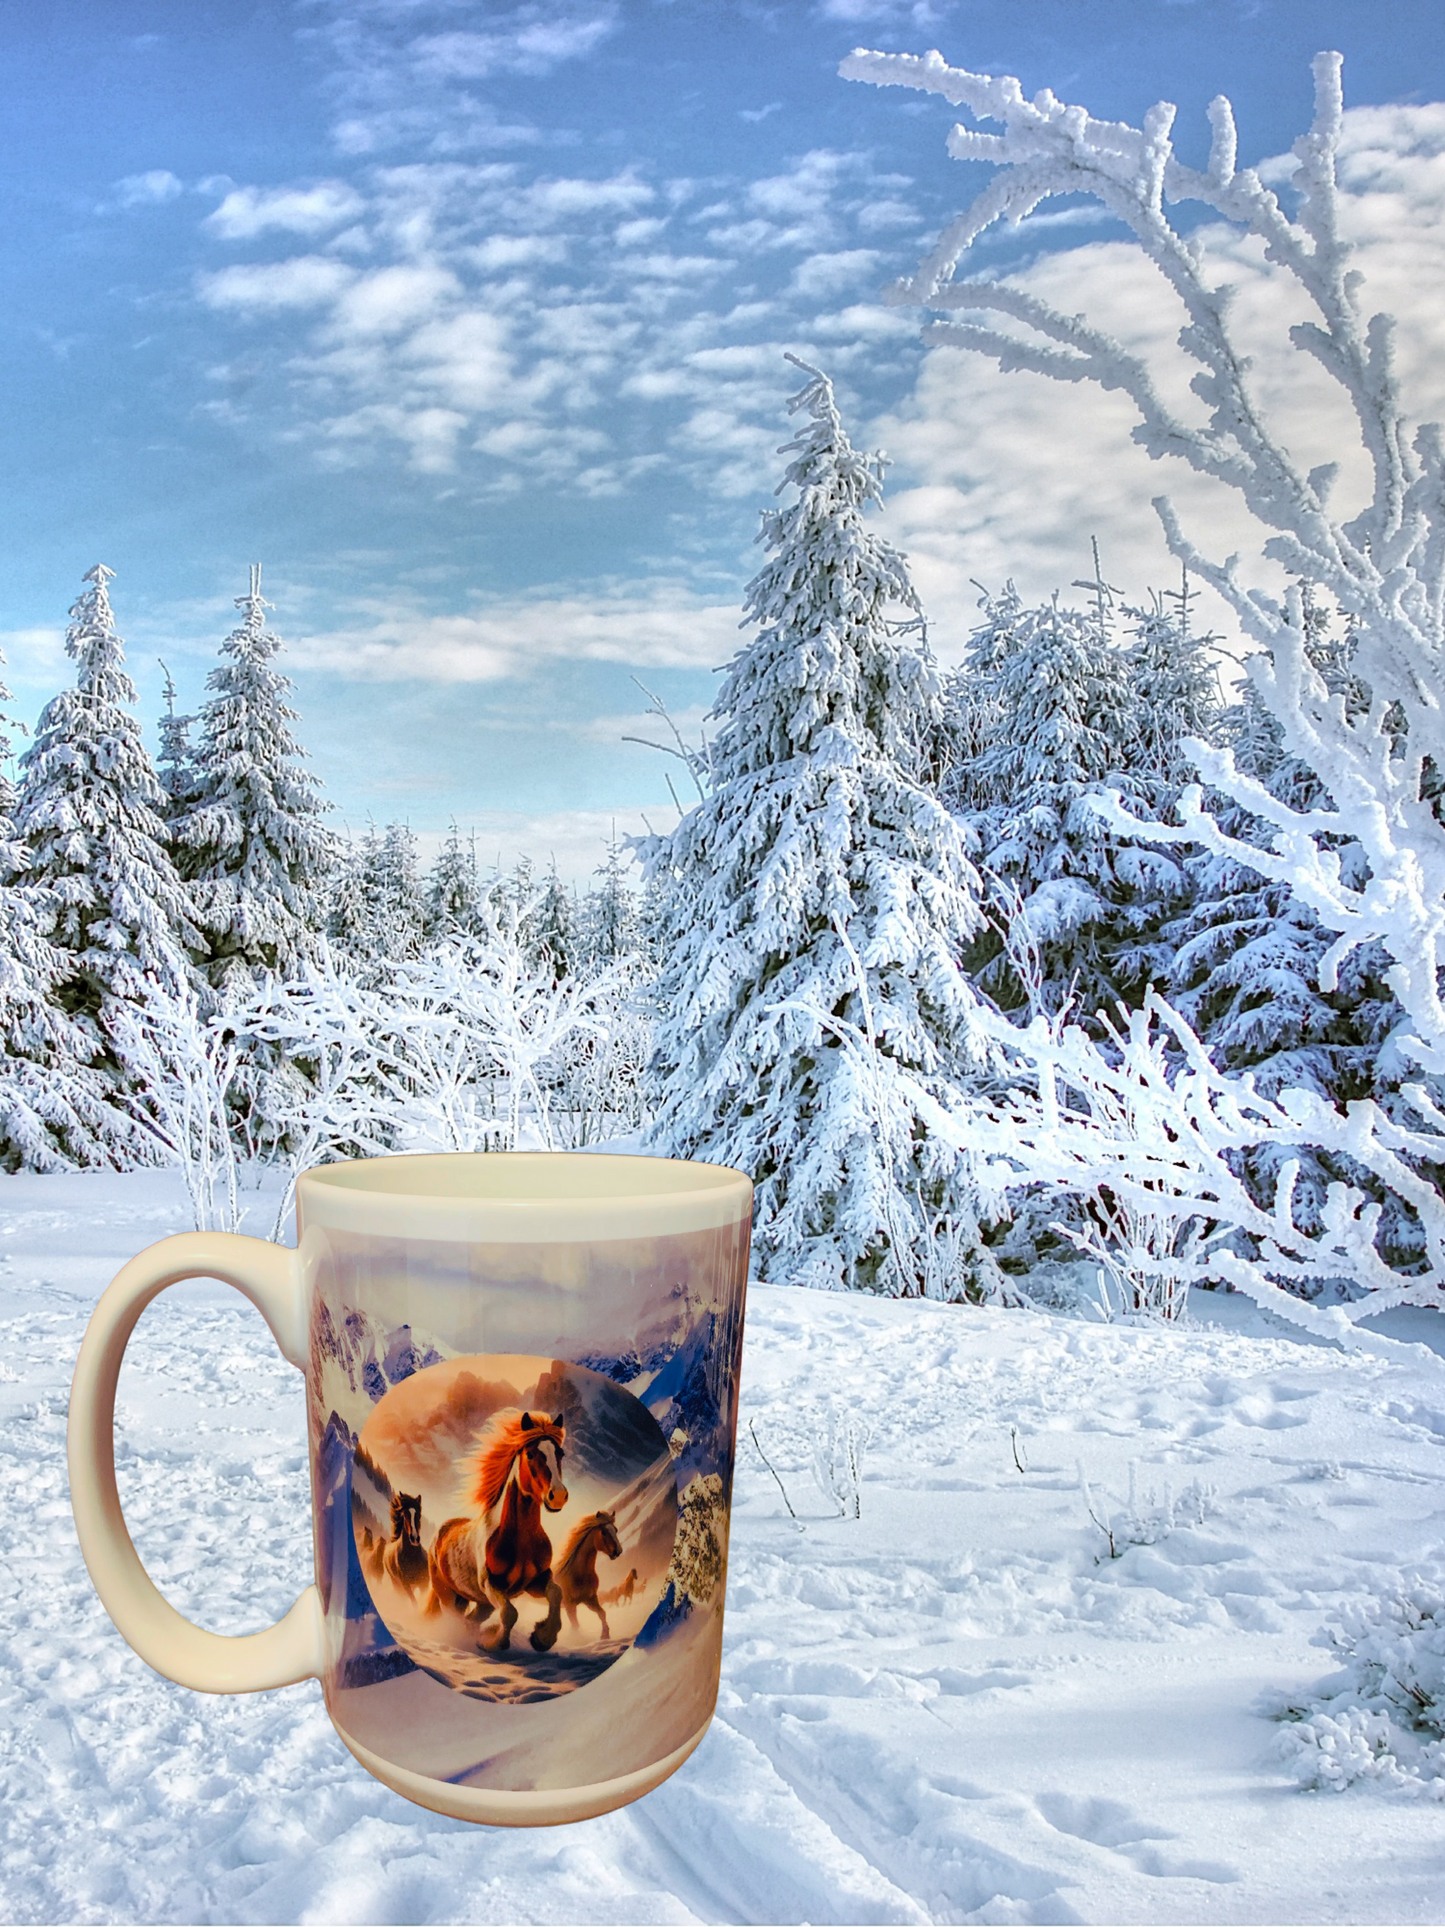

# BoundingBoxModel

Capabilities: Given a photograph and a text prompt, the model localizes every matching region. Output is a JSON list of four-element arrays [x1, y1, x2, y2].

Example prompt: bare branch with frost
[[792, 985, 1444, 1347], [842, 45, 1445, 1075]]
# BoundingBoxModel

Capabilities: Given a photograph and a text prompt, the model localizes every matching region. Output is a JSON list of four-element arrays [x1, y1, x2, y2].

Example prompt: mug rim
[[295, 1150, 753, 1244]]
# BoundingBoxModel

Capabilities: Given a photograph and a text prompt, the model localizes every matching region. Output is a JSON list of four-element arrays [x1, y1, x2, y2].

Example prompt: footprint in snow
[[1035, 1793, 1240, 1884]]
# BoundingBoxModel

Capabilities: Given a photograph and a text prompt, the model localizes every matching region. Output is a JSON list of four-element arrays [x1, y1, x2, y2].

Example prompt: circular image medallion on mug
[[351, 1354, 678, 1704]]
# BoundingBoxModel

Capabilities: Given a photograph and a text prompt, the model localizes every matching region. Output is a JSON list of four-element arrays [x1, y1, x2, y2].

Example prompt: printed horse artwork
[[556, 1511, 624, 1637], [381, 1492, 428, 1599], [599, 1566, 639, 1607], [426, 1410, 568, 1651]]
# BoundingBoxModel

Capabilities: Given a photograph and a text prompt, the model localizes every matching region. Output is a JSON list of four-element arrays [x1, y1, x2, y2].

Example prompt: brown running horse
[[426, 1410, 568, 1651], [599, 1566, 639, 1607], [381, 1491, 429, 1600], [556, 1511, 624, 1637]]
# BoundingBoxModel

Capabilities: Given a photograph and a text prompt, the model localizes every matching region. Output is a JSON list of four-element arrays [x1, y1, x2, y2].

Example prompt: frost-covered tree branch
[[788, 970, 1445, 1337], [918, 991, 1445, 1344], [842, 47, 1445, 1077], [110, 980, 246, 1234], [232, 898, 632, 1239]]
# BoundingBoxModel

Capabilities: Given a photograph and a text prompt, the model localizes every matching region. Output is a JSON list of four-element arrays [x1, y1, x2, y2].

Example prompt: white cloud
[[855, 197, 923, 231], [0, 626, 67, 679], [402, 310, 520, 412], [332, 103, 544, 158], [615, 252, 727, 281], [615, 216, 667, 247], [475, 419, 607, 466], [816, 0, 951, 19], [319, 402, 470, 473], [790, 248, 881, 299], [116, 170, 184, 207], [470, 233, 567, 270], [315, 4, 615, 157], [198, 256, 356, 312], [519, 172, 654, 222], [686, 343, 790, 379], [748, 149, 855, 221], [326, 264, 460, 339], [205, 181, 366, 239], [705, 216, 801, 252], [810, 301, 914, 340], [871, 103, 1445, 663], [570, 701, 712, 746], [290, 589, 743, 682], [411, 14, 616, 82], [572, 451, 669, 497], [533, 303, 640, 358]]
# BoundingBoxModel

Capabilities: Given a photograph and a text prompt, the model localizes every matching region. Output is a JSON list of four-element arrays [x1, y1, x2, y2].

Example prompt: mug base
[[333, 1715, 713, 1827]]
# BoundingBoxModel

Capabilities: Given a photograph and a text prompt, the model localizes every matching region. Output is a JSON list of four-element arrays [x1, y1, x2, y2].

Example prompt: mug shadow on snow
[[351, 1353, 678, 1703]]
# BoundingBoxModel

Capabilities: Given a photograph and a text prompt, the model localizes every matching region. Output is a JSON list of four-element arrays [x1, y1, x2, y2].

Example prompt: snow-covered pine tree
[[156, 661, 198, 822], [376, 820, 428, 957], [582, 830, 639, 972], [325, 831, 370, 959], [0, 636, 117, 1168], [172, 566, 332, 996], [327, 820, 427, 969], [16, 565, 198, 1104], [1118, 572, 1224, 798], [939, 572, 1211, 1019], [1108, 583, 1224, 990], [531, 862, 577, 981], [425, 820, 486, 939], [638, 359, 994, 1297]]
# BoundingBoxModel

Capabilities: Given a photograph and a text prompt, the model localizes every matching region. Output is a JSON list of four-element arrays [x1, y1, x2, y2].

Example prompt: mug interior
[[302, 1150, 746, 1203]]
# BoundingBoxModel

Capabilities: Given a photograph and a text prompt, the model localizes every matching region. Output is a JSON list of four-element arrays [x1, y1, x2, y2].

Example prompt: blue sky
[[3, 0, 1443, 879]]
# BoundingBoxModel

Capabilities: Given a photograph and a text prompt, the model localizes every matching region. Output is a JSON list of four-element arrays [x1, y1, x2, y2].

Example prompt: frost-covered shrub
[[110, 979, 247, 1234], [960, 991, 1445, 1338], [234, 902, 638, 1237], [1078, 1459, 1214, 1559], [1276, 1575, 1445, 1795], [812, 1402, 873, 1520]]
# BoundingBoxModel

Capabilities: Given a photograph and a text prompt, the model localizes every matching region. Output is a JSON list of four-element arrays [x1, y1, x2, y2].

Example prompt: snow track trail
[[4, 1168, 1445, 1924]]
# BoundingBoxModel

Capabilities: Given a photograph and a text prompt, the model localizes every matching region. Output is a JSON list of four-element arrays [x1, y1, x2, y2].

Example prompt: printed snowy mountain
[[530, 1356, 666, 1484], [634, 1579, 691, 1649], [314, 1402, 418, 1687], [575, 1290, 742, 1484], [640, 1311, 736, 1482], [312, 1298, 450, 1406], [313, 1407, 356, 1610]]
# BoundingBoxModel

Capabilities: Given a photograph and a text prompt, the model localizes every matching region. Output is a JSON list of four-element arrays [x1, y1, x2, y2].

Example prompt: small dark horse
[[557, 1510, 624, 1637], [426, 1411, 568, 1651], [379, 1491, 428, 1600]]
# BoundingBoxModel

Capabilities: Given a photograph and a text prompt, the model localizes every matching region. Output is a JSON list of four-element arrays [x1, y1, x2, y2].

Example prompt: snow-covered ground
[[5, 1164, 1445, 1925]]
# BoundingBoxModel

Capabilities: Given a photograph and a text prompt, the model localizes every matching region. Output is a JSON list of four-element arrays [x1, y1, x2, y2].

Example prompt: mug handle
[[68, 1231, 325, 1693]]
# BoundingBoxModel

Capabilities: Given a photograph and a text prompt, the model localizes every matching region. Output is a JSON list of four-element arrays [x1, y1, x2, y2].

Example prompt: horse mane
[[557, 1512, 610, 1573], [460, 1408, 565, 1515]]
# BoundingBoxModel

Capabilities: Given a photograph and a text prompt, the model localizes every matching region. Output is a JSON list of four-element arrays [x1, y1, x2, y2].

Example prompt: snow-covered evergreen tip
[[639, 359, 996, 1300]]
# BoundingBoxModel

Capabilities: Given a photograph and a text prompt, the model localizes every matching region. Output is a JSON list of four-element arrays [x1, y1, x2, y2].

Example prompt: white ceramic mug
[[68, 1151, 752, 1826]]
